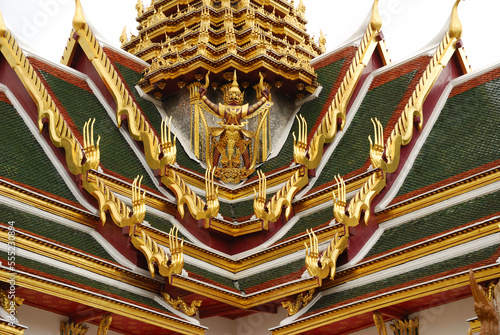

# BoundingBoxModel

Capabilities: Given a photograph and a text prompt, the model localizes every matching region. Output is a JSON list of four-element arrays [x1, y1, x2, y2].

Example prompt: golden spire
[[0, 10, 6, 36], [369, 0, 382, 31], [232, 70, 238, 87], [296, 0, 306, 19], [449, 0, 463, 39], [73, 0, 86, 31]]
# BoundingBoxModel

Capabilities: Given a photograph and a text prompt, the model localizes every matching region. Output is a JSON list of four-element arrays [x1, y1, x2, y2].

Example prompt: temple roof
[[0, 0, 498, 334]]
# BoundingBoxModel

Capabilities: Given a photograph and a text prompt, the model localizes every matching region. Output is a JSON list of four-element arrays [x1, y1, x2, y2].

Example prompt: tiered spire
[[122, 0, 324, 99]]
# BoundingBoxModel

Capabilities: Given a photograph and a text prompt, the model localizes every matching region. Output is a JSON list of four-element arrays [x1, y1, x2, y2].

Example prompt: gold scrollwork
[[131, 226, 184, 280], [469, 270, 499, 335], [160, 117, 177, 166], [281, 289, 315, 316], [97, 314, 112, 335], [162, 293, 201, 317], [161, 168, 219, 227], [81, 119, 145, 229], [60, 322, 88, 335], [373, 311, 388, 335], [304, 229, 348, 286], [0, 289, 23, 314], [253, 169, 307, 229], [333, 173, 385, 227], [389, 318, 419, 335]]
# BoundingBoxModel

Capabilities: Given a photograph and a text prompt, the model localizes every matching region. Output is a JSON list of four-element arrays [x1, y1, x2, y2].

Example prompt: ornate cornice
[[0, 227, 161, 292], [0, 268, 205, 335], [125, 0, 321, 99], [271, 265, 500, 335]]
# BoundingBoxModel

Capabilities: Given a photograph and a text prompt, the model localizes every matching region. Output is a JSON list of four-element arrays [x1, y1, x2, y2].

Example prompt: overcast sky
[[1, 0, 499, 70]]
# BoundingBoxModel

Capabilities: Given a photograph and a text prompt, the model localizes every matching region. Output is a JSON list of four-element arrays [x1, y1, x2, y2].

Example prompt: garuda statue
[[198, 71, 273, 183]]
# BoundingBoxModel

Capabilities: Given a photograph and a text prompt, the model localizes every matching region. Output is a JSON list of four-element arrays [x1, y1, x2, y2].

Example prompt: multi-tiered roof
[[0, 0, 498, 334]]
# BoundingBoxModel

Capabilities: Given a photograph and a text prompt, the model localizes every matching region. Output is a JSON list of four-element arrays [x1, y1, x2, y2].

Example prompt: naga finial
[[370, 0, 382, 31], [73, 0, 86, 31], [449, 0, 463, 39]]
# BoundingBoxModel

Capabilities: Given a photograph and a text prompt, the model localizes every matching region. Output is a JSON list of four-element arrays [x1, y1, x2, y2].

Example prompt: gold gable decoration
[[123, 0, 322, 100], [193, 71, 273, 183]]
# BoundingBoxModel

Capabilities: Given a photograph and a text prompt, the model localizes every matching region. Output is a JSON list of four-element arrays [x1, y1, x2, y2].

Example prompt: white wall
[[351, 297, 475, 335], [17, 304, 121, 335], [202, 308, 288, 335]]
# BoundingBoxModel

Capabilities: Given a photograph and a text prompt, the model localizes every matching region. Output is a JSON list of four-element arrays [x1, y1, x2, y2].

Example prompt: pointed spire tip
[[449, 0, 463, 39], [73, 0, 86, 32], [0, 10, 6, 36], [370, 0, 382, 31]]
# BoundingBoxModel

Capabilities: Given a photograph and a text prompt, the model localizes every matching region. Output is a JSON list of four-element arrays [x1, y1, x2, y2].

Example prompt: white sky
[[1, 0, 499, 70]]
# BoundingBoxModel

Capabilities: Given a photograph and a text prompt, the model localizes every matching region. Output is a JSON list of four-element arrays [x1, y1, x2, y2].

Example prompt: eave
[[0, 267, 205, 335], [377, 165, 500, 223], [271, 254, 500, 335]]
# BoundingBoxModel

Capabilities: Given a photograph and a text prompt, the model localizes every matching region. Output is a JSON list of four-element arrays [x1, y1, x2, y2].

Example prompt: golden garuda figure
[[198, 71, 273, 183]]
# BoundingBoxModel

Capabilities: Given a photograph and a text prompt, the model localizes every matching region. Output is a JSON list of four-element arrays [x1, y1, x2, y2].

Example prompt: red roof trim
[[450, 66, 500, 98]]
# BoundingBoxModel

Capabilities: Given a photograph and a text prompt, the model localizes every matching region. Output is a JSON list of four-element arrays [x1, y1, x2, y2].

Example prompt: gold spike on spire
[[0, 11, 6, 36], [370, 0, 382, 31], [449, 0, 463, 39], [73, 0, 86, 31]]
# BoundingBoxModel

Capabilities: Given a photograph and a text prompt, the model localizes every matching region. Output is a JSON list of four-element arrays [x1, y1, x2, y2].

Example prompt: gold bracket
[[162, 293, 201, 317]]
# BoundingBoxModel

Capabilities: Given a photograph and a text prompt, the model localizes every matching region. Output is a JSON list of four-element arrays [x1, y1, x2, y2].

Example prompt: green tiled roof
[[276, 207, 334, 243], [219, 198, 258, 220], [256, 57, 347, 174], [144, 213, 190, 242], [313, 70, 417, 187], [39, 70, 156, 190], [0, 251, 167, 311], [396, 77, 500, 197], [184, 257, 304, 292], [367, 189, 500, 258], [0, 100, 77, 202], [184, 263, 236, 289], [0, 203, 114, 261], [239, 258, 304, 291], [309, 243, 499, 313], [115, 63, 206, 175]]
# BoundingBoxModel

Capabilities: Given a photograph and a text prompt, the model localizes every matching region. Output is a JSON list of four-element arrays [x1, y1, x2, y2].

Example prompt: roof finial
[[449, 0, 463, 39], [232, 70, 238, 87], [0, 10, 6, 36], [370, 0, 382, 31], [73, 0, 86, 31]]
